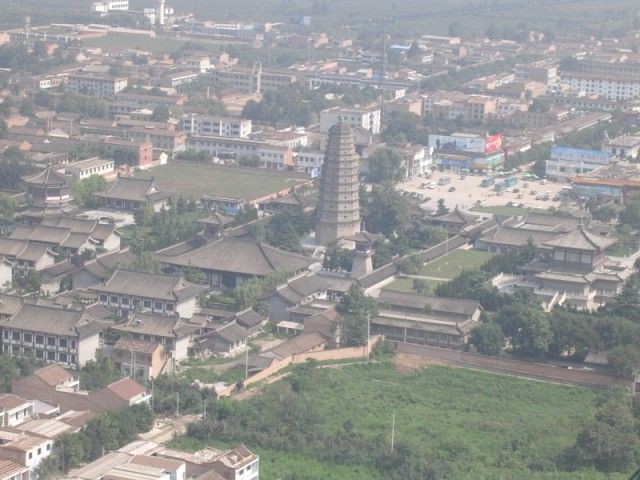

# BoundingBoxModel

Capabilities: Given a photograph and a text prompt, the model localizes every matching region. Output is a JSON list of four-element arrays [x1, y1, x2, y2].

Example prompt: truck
[[481, 176, 495, 187], [438, 176, 451, 186]]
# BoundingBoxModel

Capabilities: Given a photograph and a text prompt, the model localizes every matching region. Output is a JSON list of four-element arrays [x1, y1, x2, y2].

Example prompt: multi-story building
[[110, 92, 186, 115], [186, 136, 294, 170], [92, 269, 206, 318], [0, 304, 105, 367], [0, 395, 34, 428], [67, 74, 128, 97], [422, 91, 497, 122], [0, 431, 54, 470], [127, 128, 187, 152], [208, 65, 261, 94], [561, 72, 640, 101], [294, 150, 324, 176], [180, 114, 252, 138], [64, 157, 115, 180], [565, 59, 640, 78], [319, 106, 381, 135], [545, 146, 612, 180], [603, 133, 640, 160]]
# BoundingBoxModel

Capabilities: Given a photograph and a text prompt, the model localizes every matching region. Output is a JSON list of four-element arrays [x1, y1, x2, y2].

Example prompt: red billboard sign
[[484, 134, 502, 154]]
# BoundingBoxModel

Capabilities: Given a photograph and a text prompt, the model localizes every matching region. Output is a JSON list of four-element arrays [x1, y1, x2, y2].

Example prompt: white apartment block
[[181, 114, 252, 138], [67, 74, 128, 97], [319, 107, 381, 135], [187, 136, 294, 170], [561, 73, 640, 101], [294, 151, 324, 176]]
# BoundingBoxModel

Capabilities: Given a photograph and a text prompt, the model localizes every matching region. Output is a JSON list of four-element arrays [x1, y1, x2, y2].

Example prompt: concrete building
[[319, 107, 381, 135], [0, 395, 34, 428], [561, 72, 640, 101], [67, 74, 128, 97], [112, 339, 167, 380], [603, 133, 640, 160], [64, 157, 115, 180], [315, 123, 361, 244], [93, 269, 206, 319], [186, 136, 294, 170], [422, 91, 498, 122], [0, 304, 105, 367], [545, 146, 612, 180], [180, 114, 252, 138]]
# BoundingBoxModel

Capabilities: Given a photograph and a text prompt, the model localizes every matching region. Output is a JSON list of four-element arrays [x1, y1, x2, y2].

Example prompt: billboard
[[550, 146, 611, 165], [429, 133, 502, 154]]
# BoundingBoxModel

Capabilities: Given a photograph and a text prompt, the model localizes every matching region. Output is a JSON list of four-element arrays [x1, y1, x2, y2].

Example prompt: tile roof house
[[71, 248, 138, 290], [0, 459, 29, 480], [112, 338, 167, 380], [92, 269, 206, 318], [0, 395, 34, 428], [0, 304, 108, 368], [372, 289, 482, 350], [95, 177, 172, 212], [13, 365, 149, 415], [0, 239, 57, 275], [156, 237, 314, 289], [112, 312, 196, 365]]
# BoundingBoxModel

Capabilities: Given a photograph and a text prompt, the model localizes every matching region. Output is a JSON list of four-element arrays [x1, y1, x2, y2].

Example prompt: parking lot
[[398, 170, 568, 213]]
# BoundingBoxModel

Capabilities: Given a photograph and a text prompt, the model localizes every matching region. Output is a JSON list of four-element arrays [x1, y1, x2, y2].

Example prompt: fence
[[218, 335, 384, 397]]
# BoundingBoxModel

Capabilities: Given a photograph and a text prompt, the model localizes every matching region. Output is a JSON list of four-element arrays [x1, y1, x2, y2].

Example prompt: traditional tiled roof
[[265, 332, 326, 359], [0, 394, 31, 411], [478, 226, 559, 247], [95, 177, 172, 203], [211, 323, 249, 343], [1, 304, 106, 338], [113, 313, 192, 339], [542, 226, 617, 252], [432, 206, 479, 225], [114, 338, 162, 355], [102, 377, 146, 401], [32, 365, 74, 387], [22, 164, 69, 187], [377, 289, 481, 317], [156, 237, 313, 277], [93, 269, 206, 302], [235, 309, 267, 329]]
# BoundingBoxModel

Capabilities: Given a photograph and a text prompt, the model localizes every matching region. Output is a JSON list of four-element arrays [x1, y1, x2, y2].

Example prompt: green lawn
[[170, 363, 627, 480], [471, 205, 529, 216], [385, 277, 442, 294], [417, 249, 495, 280], [135, 162, 308, 201]]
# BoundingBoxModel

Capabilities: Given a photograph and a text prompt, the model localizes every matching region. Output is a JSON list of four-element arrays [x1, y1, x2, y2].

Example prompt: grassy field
[[83, 33, 191, 54], [471, 205, 529, 216], [417, 249, 495, 279], [385, 276, 442, 294], [170, 363, 628, 480], [135, 162, 308, 201]]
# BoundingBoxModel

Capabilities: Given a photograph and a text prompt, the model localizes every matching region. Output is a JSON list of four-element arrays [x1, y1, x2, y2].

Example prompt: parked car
[[448, 186, 456, 192]]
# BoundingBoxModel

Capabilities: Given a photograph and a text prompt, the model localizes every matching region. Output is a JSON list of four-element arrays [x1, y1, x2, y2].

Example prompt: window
[[166, 303, 174, 312], [70, 354, 76, 364], [59, 353, 67, 362], [47, 351, 55, 361], [110, 295, 119, 304], [154, 302, 163, 311], [23, 333, 32, 343], [47, 444, 51, 451], [59, 338, 67, 348], [121, 297, 130, 306], [28, 453, 32, 460], [35, 350, 43, 359], [133, 299, 141, 308], [2, 331, 7, 340], [143, 300, 152, 309], [47, 337, 56, 347], [70, 340, 76, 349], [99, 294, 108, 303], [37, 448, 41, 455], [11, 332, 20, 341]]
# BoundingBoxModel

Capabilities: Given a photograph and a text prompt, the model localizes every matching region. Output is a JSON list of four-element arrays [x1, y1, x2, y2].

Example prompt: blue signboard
[[550, 146, 610, 165]]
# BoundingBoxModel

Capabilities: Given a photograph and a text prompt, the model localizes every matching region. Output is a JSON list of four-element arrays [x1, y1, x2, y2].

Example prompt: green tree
[[0, 193, 17, 226], [337, 285, 379, 346], [131, 251, 159, 274], [71, 175, 107, 209], [608, 344, 640, 379], [470, 323, 504, 355], [151, 105, 171, 122], [0, 118, 6, 139], [548, 310, 594, 360], [19, 99, 35, 117], [436, 198, 449, 216], [264, 214, 302, 252], [566, 401, 640, 472], [79, 352, 121, 391], [134, 201, 155, 227], [367, 147, 404, 184], [495, 304, 552, 357], [362, 185, 409, 236]]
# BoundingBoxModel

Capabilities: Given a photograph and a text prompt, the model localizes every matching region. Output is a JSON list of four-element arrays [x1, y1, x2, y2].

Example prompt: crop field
[[135, 161, 308, 201], [170, 362, 628, 480]]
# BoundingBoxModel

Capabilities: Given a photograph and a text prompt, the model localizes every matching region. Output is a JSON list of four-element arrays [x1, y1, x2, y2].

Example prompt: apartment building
[[0, 432, 53, 470], [67, 74, 128, 97], [110, 93, 186, 115], [561, 72, 640, 101], [422, 91, 497, 122], [186, 136, 294, 170], [180, 114, 252, 138], [127, 128, 187, 152], [64, 157, 115, 180], [319, 106, 381, 134], [294, 150, 324, 175], [92, 269, 206, 318], [0, 304, 105, 367], [208, 65, 297, 94]]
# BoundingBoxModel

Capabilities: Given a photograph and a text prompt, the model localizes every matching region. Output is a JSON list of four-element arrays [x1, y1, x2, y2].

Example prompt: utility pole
[[390, 411, 396, 454], [203, 400, 207, 420], [245, 347, 249, 379], [367, 315, 371, 360], [176, 392, 179, 417]]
